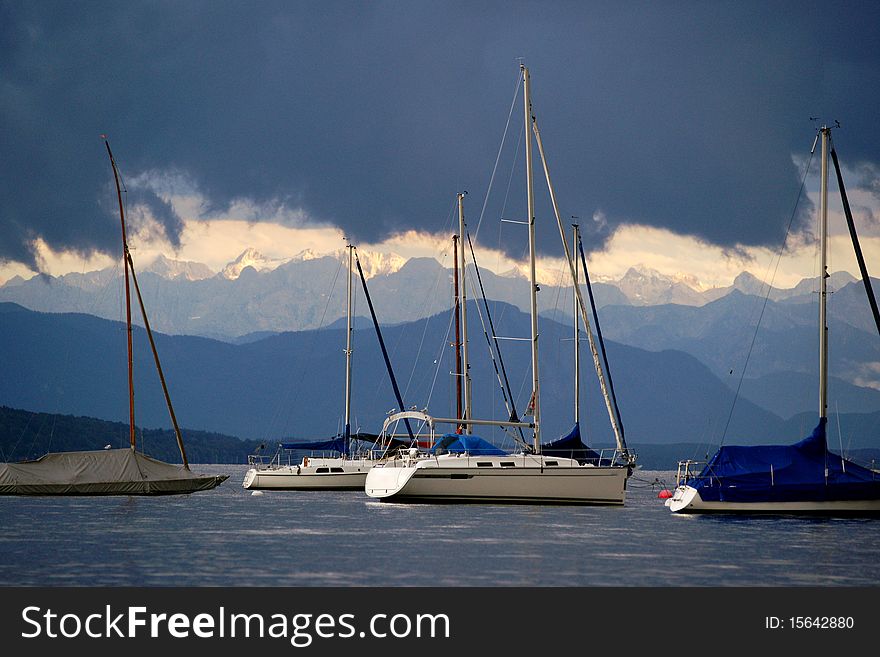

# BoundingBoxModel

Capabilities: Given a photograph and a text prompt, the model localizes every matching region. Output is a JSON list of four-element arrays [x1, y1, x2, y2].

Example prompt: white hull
[[242, 457, 375, 491], [666, 485, 880, 514], [364, 453, 627, 505]]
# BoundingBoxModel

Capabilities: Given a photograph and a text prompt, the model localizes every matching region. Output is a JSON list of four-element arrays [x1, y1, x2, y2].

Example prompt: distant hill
[[5, 403, 873, 472], [0, 300, 789, 448], [0, 405, 261, 464], [736, 371, 880, 419], [782, 411, 880, 459], [597, 287, 880, 390]]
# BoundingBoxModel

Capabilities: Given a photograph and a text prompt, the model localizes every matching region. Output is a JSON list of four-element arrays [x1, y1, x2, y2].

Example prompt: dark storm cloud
[[2, 0, 880, 269]]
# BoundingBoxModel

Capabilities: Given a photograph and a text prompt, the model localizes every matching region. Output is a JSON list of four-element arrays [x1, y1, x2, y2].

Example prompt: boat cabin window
[[499, 461, 516, 467], [545, 461, 558, 466], [315, 467, 330, 474], [330, 467, 344, 473], [476, 462, 493, 467]]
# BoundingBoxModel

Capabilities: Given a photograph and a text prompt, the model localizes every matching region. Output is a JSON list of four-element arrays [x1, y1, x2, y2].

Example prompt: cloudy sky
[[2, 0, 880, 287]]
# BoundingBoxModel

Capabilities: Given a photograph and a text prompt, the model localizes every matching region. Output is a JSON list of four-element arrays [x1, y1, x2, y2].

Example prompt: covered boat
[[0, 138, 228, 496], [669, 419, 880, 512], [0, 449, 227, 495], [667, 125, 880, 513]]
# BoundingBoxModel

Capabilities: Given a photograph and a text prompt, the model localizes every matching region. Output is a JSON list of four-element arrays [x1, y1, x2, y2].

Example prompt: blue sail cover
[[280, 437, 349, 454], [279, 433, 395, 455], [690, 418, 880, 503], [431, 434, 508, 456], [541, 424, 603, 465]]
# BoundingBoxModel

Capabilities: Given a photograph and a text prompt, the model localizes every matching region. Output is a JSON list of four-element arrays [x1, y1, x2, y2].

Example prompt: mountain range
[[3, 244, 879, 465], [0, 247, 858, 340]]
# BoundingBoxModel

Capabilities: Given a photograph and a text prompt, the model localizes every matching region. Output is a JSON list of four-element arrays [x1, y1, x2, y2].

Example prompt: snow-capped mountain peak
[[291, 248, 323, 262], [145, 254, 215, 281], [616, 264, 706, 305], [349, 250, 406, 279], [221, 248, 291, 280]]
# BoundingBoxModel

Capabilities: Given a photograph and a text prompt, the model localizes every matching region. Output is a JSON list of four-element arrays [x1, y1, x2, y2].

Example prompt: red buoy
[[658, 489, 673, 499]]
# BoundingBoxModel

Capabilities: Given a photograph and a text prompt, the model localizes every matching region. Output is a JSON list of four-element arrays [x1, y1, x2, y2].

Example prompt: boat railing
[[249, 446, 377, 470], [247, 453, 277, 470], [675, 459, 707, 487], [375, 448, 636, 469], [597, 448, 634, 468]]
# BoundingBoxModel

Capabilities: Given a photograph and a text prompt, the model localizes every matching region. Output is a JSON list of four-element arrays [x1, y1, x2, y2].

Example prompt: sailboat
[[242, 244, 395, 490], [364, 66, 635, 504], [666, 125, 880, 514], [0, 139, 228, 495]]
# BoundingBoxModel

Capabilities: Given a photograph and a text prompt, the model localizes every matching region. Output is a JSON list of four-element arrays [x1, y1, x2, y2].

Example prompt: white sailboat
[[0, 139, 229, 495], [667, 125, 880, 514], [242, 244, 382, 490], [365, 65, 635, 505], [241, 448, 377, 491]]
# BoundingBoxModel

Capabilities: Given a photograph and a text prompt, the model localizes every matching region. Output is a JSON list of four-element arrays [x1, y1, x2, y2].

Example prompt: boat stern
[[242, 468, 259, 489], [666, 485, 701, 513], [364, 464, 418, 499]]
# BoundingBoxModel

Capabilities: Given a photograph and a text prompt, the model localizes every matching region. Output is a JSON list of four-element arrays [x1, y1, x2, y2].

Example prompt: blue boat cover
[[280, 433, 392, 455], [431, 433, 508, 456], [280, 437, 349, 454], [689, 418, 880, 503], [541, 423, 603, 465]]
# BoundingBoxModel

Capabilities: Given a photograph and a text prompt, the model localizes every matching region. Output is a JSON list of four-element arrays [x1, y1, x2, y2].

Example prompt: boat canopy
[[431, 433, 507, 456], [541, 423, 603, 464], [690, 419, 880, 503]]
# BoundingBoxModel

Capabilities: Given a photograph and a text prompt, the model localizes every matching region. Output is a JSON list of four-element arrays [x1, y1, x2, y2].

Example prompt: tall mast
[[530, 83, 628, 456], [572, 223, 580, 426], [452, 235, 463, 433], [522, 64, 541, 453], [819, 126, 829, 420], [457, 192, 473, 433], [128, 260, 190, 469], [344, 243, 354, 444], [104, 138, 136, 450]]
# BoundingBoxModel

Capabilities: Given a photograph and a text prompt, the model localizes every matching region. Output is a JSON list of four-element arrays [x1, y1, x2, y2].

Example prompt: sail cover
[[280, 437, 349, 453], [432, 434, 507, 455], [0, 448, 227, 495], [280, 434, 415, 456], [689, 419, 880, 503], [541, 424, 603, 464]]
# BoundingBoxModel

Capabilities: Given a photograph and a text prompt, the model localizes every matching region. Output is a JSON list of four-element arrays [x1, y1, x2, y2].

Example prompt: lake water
[[1, 465, 879, 586]]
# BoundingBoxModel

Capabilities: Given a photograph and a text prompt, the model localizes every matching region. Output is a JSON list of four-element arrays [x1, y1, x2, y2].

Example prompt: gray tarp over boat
[[0, 448, 228, 495]]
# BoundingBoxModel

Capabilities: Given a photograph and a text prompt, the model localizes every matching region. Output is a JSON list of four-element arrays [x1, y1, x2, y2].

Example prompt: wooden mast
[[103, 137, 190, 468], [104, 138, 136, 450], [127, 262, 190, 469]]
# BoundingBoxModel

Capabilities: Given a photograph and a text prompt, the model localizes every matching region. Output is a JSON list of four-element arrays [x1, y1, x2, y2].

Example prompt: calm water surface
[[1, 466, 878, 586]]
